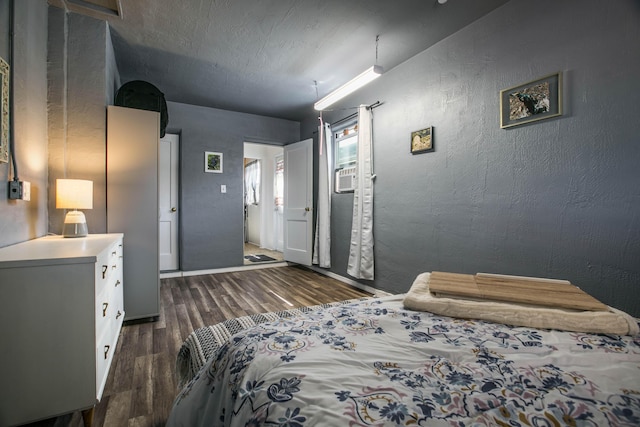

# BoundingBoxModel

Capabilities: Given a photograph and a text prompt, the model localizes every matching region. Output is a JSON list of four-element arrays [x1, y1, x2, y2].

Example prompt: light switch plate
[[221, 184, 227, 193], [21, 181, 31, 201]]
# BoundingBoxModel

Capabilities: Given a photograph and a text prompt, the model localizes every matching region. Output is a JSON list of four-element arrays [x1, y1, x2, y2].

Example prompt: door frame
[[243, 142, 286, 257]]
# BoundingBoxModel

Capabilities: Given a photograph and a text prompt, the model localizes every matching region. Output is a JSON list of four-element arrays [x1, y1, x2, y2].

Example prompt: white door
[[159, 133, 179, 271], [283, 138, 313, 265]]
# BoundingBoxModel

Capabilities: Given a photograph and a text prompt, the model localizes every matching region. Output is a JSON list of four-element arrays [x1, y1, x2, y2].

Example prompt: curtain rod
[[329, 101, 382, 127], [311, 101, 382, 134]]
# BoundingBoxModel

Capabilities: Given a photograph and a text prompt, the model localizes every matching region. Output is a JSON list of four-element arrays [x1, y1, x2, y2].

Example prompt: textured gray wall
[[167, 101, 299, 271], [302, 0, 640, 317], [0, 0, 48, 248], [105, 26, 121, 106], [47, 9, 118, 236]]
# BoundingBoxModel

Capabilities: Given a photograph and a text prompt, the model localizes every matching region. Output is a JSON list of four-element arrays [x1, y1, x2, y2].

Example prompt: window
[[334, 121, 358, 170], [244, 160, 260, 205]]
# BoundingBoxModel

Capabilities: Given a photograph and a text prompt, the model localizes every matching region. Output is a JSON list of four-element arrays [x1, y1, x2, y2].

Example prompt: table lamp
[[56, 179, 93, 238]]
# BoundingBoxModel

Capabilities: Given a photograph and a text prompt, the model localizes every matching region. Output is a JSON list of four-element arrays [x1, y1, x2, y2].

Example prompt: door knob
[[305, 207, 310, 212], [171, 207, 177, 212]]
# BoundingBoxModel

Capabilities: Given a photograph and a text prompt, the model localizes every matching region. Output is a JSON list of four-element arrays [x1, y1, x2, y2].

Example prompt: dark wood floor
[[29, 265, 371, 427]]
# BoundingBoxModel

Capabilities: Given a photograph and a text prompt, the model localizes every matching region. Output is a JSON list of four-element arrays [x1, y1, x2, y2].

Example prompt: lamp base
[[62, 210, 88, 238]]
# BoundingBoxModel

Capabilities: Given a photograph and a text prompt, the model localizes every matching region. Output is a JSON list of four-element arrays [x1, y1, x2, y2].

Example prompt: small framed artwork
[[410, 126, 434, 154], [500, 72, 562, 129], [205, 151, 223, 173], [0, 56, 9, 164]]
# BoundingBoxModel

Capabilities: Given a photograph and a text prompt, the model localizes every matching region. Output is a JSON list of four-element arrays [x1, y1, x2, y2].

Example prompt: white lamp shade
[[314, 65, 383, 111], [56, 179, 93, 210]]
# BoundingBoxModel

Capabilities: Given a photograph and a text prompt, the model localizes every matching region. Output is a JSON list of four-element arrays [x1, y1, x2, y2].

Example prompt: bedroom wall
[[0, 3, 120, 248], [301, 0, 640, 317], [166, 101, 299, 271], [0, 0, 49, 248], [47, 8, 120, 236]]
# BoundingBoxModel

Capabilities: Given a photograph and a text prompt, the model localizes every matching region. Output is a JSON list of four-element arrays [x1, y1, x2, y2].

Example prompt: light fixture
[[314, 65, 383, 111], [56, 179, 93, 238]]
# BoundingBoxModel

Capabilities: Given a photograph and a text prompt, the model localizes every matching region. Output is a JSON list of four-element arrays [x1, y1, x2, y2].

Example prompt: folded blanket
[[403, 272, 639, 336]]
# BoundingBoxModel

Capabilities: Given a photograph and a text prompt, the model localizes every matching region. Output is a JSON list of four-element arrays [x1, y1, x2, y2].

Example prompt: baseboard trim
[[160, 262, 394, 298], [160, 262, 289, 279], [304, 265, 393, 297]]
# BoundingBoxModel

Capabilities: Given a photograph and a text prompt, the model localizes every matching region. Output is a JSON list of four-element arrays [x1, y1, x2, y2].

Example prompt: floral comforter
[[167, 295, 640, 426]]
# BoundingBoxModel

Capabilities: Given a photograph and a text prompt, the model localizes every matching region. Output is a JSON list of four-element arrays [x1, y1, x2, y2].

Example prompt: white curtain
[[244, 160, 260, 205], [313, 120, 332, 267], [347, 105, 375, 280]]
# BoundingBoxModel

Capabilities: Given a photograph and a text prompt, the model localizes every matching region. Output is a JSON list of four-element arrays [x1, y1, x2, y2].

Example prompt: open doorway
[[243, 143, 285, 265]]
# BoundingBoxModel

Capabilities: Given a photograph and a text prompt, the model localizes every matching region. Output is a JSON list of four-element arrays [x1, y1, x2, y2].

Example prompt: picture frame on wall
[[205, 151, 223, 173], [410, 126, 434, 154], [0, 56, 9, 164], [500, 72, 562, 129]]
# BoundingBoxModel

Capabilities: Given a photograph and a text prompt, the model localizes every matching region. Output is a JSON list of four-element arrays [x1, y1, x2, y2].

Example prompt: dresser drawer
[[95, 284, 113, 341], [95, 240, 122, 293], [113, 277, 124, 325], [95, 250, 111, 294], [109, 240, 124, 277], [96, 329, 115, 396]]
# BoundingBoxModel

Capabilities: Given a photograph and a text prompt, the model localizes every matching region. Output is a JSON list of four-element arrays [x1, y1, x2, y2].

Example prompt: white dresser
[[0, 234, 124, 426]]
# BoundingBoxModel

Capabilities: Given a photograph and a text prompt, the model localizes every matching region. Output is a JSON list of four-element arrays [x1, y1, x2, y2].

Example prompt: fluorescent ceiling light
[[314, 65, 383, 111]]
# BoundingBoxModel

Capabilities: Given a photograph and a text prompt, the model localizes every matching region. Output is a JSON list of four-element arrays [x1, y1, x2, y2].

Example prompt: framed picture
[[205, 151, 223, 173], [0, 56, 9, 164], [500, 72, 562, 129], [410, 126, 434, 154]]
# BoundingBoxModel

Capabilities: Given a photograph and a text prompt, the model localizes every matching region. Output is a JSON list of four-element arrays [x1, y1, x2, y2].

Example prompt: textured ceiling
[[62, 0, 509, 121]]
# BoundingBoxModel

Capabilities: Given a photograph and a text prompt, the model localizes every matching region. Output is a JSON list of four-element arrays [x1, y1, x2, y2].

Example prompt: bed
[[167, 272, 640, 426]]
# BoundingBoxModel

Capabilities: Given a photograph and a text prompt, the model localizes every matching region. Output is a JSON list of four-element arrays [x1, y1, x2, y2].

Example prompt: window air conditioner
[[335, 166, 356, 193]]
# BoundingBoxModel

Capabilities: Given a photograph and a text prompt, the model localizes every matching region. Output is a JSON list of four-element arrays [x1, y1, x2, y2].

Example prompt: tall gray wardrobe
[[107, 105, 160, 321]]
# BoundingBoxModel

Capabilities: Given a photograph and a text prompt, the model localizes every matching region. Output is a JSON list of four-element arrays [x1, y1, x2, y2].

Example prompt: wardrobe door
[[107, 105, 160, 321]]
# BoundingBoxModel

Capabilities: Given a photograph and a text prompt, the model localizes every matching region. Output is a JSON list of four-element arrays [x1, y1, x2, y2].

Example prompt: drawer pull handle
[[102, 302, 109, 317], [116, 310, 122, 319], [102, 265, 108, 279], [104, 345, 110, 360], [115, 280, 121, 287]]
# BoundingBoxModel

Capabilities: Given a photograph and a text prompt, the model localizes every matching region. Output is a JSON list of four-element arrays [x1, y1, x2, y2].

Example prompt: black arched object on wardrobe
[[115, 80, 169, 137]]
